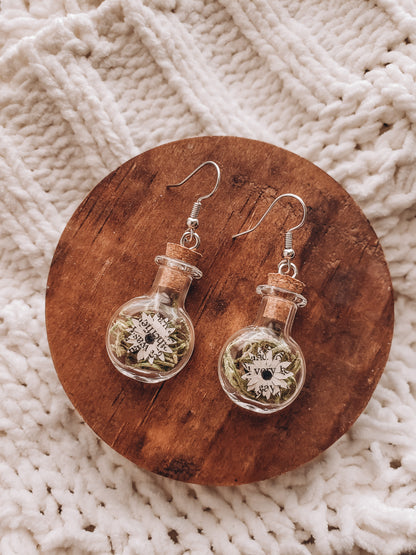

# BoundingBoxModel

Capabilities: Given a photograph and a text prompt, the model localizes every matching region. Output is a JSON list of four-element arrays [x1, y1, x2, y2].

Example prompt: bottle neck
[[149, 265, 193, 308], [254, 294, 298, 334], [150, 254, 202, 309]]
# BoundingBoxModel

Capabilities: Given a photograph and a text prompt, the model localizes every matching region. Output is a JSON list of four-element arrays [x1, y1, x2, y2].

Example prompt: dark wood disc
[[46, 136, 394, 485]]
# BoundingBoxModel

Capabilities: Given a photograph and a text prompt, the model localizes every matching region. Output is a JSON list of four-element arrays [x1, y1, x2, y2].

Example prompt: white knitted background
[[1, 0, 416, 553]]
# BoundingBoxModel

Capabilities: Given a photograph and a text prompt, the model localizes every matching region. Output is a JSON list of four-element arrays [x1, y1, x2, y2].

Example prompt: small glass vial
[[218, 273, 307, 414], [106, 243, 202, 383]]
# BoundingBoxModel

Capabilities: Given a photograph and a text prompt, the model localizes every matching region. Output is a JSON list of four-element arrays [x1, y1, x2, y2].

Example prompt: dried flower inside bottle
[[218, 273, 307, 413], [106, 243, 202, 383], [109, 311, 191, 372]]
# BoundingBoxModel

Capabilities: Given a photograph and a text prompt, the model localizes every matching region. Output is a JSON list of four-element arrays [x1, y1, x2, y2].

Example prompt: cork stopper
[[263, 272, 305, 322], [165, 242, 202, 266], [158, 242, 202, 290]]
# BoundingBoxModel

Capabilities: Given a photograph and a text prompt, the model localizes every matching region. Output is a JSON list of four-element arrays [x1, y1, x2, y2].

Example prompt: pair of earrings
[[105, 161, 307, 414]]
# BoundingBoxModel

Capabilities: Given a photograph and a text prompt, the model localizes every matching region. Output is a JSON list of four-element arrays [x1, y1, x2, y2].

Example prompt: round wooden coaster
[[46, 136, 394, 486]]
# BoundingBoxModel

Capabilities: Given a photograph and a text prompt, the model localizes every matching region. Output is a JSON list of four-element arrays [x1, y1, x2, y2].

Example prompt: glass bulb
[[106, 250, 202, 383], [218, 276, 307, 414]]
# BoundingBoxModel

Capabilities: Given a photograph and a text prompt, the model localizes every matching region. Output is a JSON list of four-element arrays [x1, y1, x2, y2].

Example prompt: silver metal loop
[[278, 259, 298, 278], [180, 229, 201, 250], [167, 161, 221, 250], [233, 192, 306, 277]]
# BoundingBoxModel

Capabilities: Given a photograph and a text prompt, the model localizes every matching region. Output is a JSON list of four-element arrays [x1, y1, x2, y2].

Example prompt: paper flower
[[125, 312, 175, 364], [242, 348, 294, 399]]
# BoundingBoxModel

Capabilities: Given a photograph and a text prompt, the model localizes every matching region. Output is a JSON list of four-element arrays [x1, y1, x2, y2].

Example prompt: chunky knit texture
[[1, 1, 416, 553]]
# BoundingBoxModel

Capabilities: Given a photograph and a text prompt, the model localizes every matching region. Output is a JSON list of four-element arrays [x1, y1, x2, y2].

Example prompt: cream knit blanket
[[1, 1, 416, 553]]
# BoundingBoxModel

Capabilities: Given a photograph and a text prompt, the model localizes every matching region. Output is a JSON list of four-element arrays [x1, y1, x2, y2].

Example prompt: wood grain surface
[[45, 136, 394, 486]]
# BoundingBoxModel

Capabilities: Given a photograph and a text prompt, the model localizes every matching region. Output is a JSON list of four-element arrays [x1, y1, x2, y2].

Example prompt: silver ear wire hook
[[166, 161, 221, 250], [233, 193, 307, 278]]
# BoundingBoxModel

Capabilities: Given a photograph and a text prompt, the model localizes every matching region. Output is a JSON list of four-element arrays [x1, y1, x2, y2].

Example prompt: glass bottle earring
[[218, 194, 308, 414], [106, 161, 221, 383]]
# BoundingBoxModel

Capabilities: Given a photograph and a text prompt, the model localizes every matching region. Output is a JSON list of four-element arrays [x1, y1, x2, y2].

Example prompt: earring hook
[[167, 161, 221, 250], [233, 193, 307, 278], [232, 193, 306, 239], [167, 161, 220, 201]]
